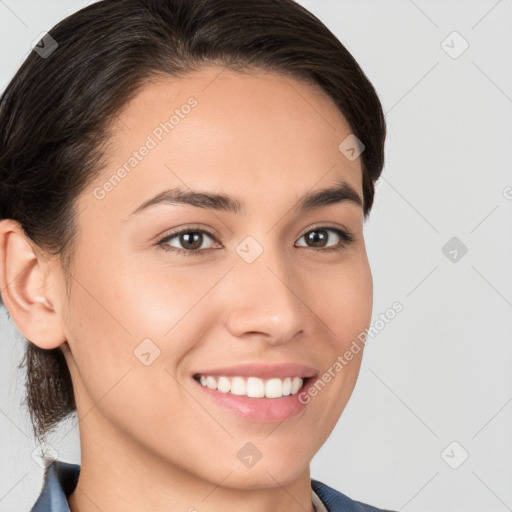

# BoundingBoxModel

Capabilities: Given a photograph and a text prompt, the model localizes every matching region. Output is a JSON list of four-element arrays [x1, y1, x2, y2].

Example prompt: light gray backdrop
[[1, 1, 511, 511]]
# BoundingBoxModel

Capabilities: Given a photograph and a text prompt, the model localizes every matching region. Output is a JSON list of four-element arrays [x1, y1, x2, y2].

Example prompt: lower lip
[[193, 378, 314, 422]]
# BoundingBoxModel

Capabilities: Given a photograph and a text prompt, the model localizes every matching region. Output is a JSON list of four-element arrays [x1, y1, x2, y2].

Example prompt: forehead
[[83, 66, 363, 218]]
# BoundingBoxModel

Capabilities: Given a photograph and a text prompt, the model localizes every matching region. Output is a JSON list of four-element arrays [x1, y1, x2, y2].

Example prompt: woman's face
[[58, 66, 373, 487]]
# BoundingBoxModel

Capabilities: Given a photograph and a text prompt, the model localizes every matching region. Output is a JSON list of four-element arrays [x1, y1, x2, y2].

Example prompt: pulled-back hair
[[0, 0, 386, 443]]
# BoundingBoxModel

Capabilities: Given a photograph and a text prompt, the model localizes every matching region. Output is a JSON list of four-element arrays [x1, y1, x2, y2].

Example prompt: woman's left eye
[[295, 227, 354, 253], [157, 226, 354, 257]]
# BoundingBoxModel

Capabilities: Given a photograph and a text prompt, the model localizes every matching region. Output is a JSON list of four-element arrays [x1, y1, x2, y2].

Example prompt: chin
[[221, 462, 310, 491], [225, 444, 312, 489]]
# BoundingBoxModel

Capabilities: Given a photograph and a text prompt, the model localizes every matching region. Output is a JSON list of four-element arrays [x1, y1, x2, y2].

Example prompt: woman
[[0, 0, 392, 510]]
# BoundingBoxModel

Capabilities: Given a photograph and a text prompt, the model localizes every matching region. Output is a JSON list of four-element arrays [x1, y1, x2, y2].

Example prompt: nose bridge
[[225, 237, 307, 341]]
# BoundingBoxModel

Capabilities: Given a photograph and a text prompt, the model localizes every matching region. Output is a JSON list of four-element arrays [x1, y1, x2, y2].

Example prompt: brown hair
[[0, 0, 386, 443]]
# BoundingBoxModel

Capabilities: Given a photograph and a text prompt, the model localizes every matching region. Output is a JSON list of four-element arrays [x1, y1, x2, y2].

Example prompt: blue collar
[[311, 479, 395, 511], [30, 461, 79, 512], [30, 460, 394, 512]]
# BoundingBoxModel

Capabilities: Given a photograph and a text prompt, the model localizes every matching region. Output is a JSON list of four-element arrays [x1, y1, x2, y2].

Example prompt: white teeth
[[291, 376, 303, 394], [265, 378, 283, 399], [217, 376, 231, 393], [247, 377, 265, 398], [206, 376, 217, 390], [231, 377, 246, 395], [196, 374, 305, 398], [282, 377, 292, 396]]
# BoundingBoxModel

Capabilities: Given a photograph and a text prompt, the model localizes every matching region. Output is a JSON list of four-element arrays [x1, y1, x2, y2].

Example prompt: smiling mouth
[[193, 374, 310, 399]]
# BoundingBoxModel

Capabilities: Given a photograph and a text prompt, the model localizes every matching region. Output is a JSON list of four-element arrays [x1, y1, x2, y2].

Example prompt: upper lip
[[193, 363, 318, 380]]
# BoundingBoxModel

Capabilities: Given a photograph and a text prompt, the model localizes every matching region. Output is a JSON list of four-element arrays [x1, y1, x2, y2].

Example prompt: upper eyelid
[[159, 226, 218, 242], [298, 223, 349, 237]]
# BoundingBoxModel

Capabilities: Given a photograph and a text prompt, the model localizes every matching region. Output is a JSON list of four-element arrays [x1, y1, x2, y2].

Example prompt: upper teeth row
[[198, 375, 304, 398]]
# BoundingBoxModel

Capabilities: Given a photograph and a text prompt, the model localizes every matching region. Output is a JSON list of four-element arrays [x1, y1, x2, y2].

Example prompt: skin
[[0, 66, 373, 512]]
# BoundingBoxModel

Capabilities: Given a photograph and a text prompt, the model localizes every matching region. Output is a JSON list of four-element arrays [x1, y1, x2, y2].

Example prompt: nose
[[223, 247, 310, 346]]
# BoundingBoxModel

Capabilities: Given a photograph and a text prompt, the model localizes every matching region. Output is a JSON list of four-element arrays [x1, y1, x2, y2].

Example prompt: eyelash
[[156, 225, 354, 257]]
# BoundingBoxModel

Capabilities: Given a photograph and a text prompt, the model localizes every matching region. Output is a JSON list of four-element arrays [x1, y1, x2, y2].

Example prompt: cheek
[[290, 257, 372, 457], [62, 271, 194, 443], [60, 257, 164, 400], [66, 248, 214, 343], [61, 253, 224, 402], [311, 253, 373, 347]]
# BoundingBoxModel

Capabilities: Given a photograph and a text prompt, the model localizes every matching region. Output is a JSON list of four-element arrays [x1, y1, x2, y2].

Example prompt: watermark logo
[[441, 31, 469, 60], [32, 32, 58, 59], [441, 441, 469, 469], [133, 338, 161, 366], [442, 236, 468, 263], [31, 441, 59, 468], [236, 236, 264, 264], [237, 442, 262, 468], [338, 134, 365, 161]]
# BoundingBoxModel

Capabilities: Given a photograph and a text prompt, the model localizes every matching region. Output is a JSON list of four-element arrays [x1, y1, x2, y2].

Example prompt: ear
[[0, 219, 67, 349]]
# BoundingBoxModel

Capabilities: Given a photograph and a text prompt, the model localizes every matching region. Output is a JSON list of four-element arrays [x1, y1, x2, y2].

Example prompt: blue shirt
[[30, 460, 396, 512]]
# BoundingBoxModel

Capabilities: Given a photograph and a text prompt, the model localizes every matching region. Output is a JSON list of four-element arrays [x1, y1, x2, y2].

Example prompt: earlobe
[[0, 219, 67, 350]]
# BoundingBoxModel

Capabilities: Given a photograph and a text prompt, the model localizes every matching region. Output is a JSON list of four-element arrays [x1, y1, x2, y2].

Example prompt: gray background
[[1, 1, 511, 511]]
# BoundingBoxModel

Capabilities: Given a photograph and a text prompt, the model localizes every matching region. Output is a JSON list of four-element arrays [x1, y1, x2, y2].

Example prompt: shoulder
[[311, 479, 397, 512]]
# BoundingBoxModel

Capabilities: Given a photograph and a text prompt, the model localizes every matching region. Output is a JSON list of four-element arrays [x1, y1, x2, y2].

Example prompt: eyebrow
[[127, 178, 363, 218]]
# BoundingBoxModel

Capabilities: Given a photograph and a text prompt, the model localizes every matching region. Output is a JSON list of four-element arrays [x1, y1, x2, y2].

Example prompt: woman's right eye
[[157, 228, 219, 257]]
